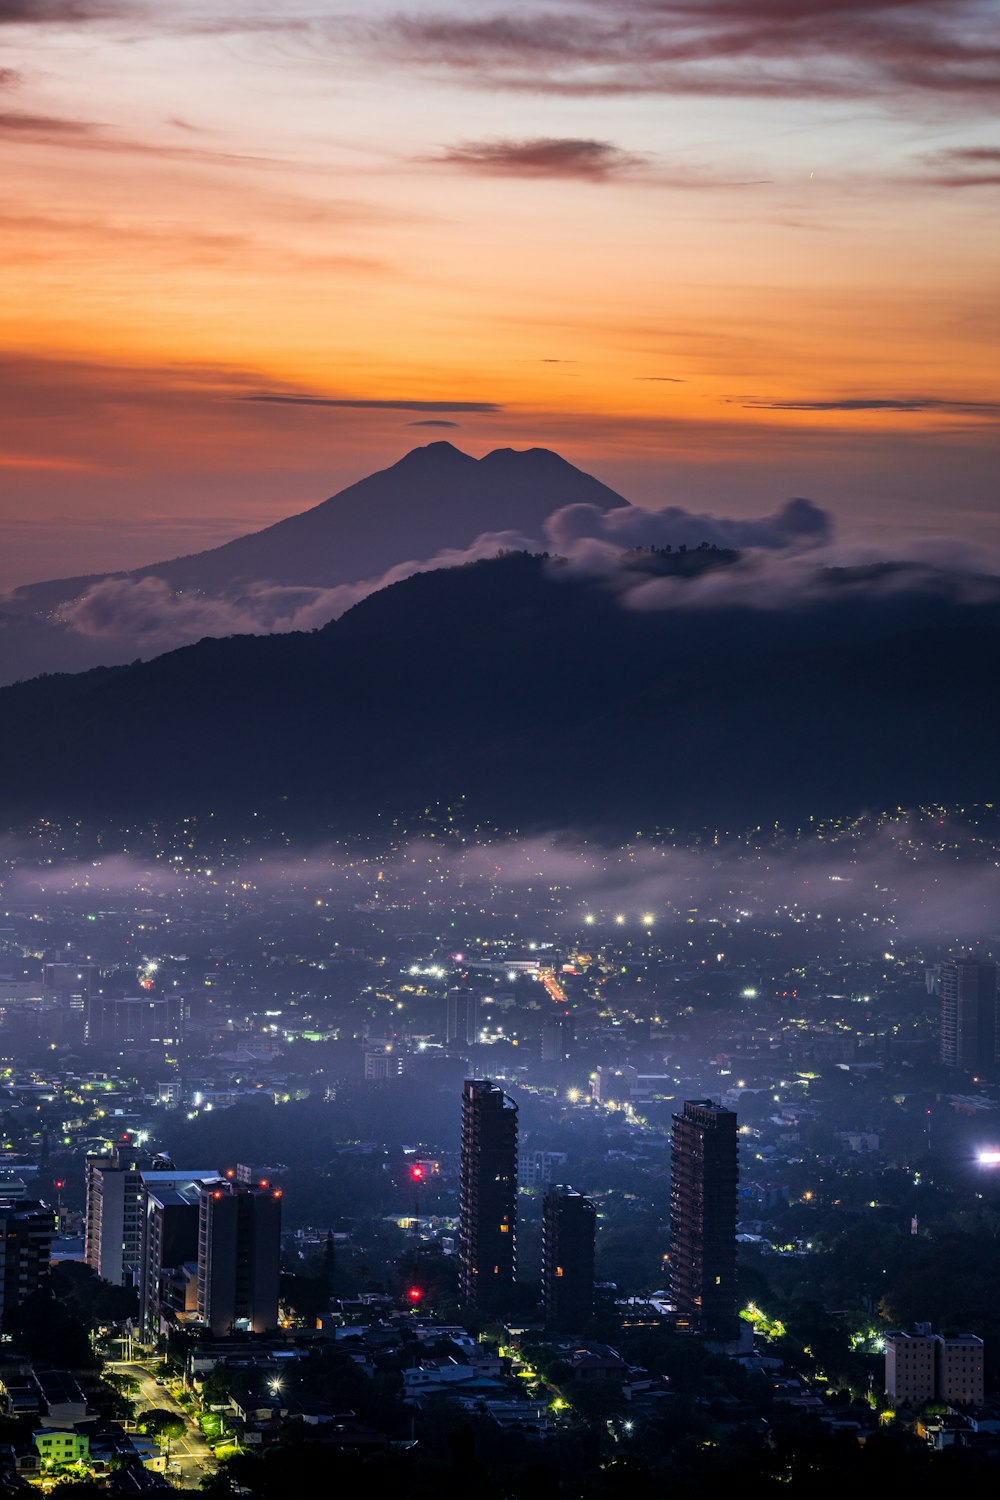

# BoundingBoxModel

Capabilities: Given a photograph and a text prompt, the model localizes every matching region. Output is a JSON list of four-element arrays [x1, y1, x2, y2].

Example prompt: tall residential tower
[[542, 1184, 596, 1332], [197, 1179, 282, 1337], [459, 1079, 517, 1310], [85, 1141, 162, 1287], [670, 1099, 738, 1338], [937, 958, 999, 1072]]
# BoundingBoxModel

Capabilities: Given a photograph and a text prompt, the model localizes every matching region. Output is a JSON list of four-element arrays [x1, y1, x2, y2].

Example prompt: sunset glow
[[2, 0, 998, 585]]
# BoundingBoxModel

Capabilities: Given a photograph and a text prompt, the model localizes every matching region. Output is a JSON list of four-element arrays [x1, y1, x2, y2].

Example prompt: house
[[33, 1428, 90, 1467]]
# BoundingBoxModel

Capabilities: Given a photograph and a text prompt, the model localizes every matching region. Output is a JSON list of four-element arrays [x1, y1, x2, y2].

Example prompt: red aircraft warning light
[[407, 1287, 423, 1303], [409, 1164, 425, 1183]]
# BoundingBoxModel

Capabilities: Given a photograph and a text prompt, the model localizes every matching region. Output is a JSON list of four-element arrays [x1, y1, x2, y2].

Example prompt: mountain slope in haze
[[0, 443, 628, 687], [0, 549, 997, 839], [5, 443, 626, 610]]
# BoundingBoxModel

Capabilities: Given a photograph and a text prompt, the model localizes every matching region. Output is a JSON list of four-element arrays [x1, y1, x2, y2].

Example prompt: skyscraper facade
[[139, 1169, 218, 1339], [459, 1078, 517, 1310], [197, 1179, 282, 1337], [542, 1184, 596, 1332], [938, 958, 999, 1072], [446, 990, 480, 1047], [85, 1142, 161, 1287], [670, 1099, 738, 1338], [0, 1197, 55, 1329]]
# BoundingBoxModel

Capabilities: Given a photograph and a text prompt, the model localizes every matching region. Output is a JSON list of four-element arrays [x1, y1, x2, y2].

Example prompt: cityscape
[[0, 802, 997, 1490], [3, 0, 999, 1494]]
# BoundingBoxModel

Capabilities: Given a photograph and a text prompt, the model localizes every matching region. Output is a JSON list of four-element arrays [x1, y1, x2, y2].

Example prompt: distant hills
[[0, 443, 627, 683], [1, 548, 997, 839]]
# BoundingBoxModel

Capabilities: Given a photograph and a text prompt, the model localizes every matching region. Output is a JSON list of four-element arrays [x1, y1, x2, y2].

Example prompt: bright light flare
[[977, 1150, 1000, 1165]]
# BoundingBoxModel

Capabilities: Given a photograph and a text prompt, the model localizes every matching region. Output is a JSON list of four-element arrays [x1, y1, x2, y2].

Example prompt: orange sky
[[2, 0, 998, 586]]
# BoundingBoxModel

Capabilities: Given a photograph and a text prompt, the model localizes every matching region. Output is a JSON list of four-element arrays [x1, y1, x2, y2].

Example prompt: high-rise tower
[[542, 1184, 596, 1332], [459, 1078, 517, 1310], [670, 1099, 738, 1338], [937, 958, 998, 1072], [85, 1141, 161, 1287], [0, 1196, 55, 1328], [197, 1179, 282, 1337]]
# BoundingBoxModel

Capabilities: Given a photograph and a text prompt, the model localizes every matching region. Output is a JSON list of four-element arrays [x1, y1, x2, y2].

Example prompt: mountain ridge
[[0, 549, 997, 840]]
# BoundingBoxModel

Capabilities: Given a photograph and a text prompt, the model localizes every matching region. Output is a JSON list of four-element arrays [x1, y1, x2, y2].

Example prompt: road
[[109, 1360, 219, 1490]]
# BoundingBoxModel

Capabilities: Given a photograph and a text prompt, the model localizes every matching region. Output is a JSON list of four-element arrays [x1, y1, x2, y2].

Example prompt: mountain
[[10, 442, 628, 610], [0, 549, 997, 840], [0, 442, 626, 686]]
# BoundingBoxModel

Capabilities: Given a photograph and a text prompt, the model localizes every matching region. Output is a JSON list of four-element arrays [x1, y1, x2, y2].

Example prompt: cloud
[[0, 0, 122, 19], [545, 495, 832, 555], [737, 396, 1000, 414], [0, 206, 389, 277], [935, 145, 1000, 162], [616, 548, 1000, 615], [62, 481, 1000, 652], [538, 492, 1000, 614], [422, 136, 644, 181], [921, 144, 1000, 186], [0, 110, 318, 169], [362, 1, 1000, 103], [406, 419, 460, 427], [637, 376, 686, 382], [240, 393, 502, 413], [0, 110, 96, 133], [56, 529, 540, 648], [11, 812, 1000, 950]]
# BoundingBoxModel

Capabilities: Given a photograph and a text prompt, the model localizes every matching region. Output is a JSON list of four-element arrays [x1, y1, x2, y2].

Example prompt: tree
[[51, 1261, 139, 1328], [5, 1288, 97, 1369], [140, 1410, 186, 1460]]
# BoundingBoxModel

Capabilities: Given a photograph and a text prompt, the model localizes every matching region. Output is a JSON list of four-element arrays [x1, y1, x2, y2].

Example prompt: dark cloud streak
[[0, 0, 122, 20], [363, 1, 1000, 102], [921, 143, 1000, 186], [739, 396, 1000, 413], [0, 110, 96, 133], [241, 393, 502, 413], [422, 136, 644, 180]]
